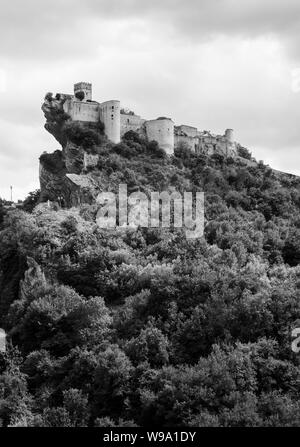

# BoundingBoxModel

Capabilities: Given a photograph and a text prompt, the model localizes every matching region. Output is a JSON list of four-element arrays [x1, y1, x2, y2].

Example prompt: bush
[[39, 151, 65, 173], [237, 145, 252, 160], [23, 190, 41, 213], [75, 91, 85, 101], [147, 140, 166, 158], [64, 122, 105, 151], [174, 141, 194, 159], [123, 130, 144, 144], [113, 142, 141, 158]]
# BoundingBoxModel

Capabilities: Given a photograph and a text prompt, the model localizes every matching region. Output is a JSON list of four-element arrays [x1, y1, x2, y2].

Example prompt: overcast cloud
[[1, 0, 300, 200]]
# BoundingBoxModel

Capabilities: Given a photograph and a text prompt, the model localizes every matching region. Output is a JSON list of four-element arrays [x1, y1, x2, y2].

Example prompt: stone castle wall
[[99, 100, 121, 144], [120, 113, 146, 136], [196, 133, 237, 157], [175, 134, 198, 152], [74, 82, 92, 101], [64, 99, 100, 122], [177, 125, 198, 138]]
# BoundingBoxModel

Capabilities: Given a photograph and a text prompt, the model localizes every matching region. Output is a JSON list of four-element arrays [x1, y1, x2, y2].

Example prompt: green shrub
[[64, 122, 105, 151], [39, 151, 65, 173]]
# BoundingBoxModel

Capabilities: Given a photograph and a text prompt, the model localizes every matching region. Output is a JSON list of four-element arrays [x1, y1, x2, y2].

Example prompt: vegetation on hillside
[[0, 133, 300, 427]]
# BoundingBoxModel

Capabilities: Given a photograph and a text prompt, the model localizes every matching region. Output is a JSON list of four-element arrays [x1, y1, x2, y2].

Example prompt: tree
[[0, 348, 33, 427], [282, 228, 300, 266], [126, 322, 169, 367], [237, 146, 252, 160], [75, 91, 85, 101], [23, 190, 41, 213]]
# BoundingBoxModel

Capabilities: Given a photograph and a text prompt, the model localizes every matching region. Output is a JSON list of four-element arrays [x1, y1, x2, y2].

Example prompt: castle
[[58, 82, 239, 157]]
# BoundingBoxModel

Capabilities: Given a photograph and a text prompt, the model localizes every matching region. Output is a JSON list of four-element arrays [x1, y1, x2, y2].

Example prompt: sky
[[1, 0, 300, 200]]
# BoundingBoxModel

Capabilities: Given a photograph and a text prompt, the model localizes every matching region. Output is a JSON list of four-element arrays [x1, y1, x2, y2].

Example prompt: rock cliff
[[40, 94, 106, 206]]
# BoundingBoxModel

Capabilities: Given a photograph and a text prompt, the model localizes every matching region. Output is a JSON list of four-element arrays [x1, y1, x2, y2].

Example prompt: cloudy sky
[[1, 0, 300, 200]]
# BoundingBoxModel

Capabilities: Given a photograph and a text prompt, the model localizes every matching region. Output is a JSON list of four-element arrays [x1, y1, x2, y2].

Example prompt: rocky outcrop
[[40, 92, 106, 206], [66, 174, 99, 206], [39, 150, 83, 206], [42, 93, 71, 148]]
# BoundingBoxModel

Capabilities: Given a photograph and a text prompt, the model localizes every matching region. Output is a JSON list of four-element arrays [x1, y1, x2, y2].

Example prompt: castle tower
[[100, 100, 121, 144], [145, 118, 174, 155], [225, 128, 234, 143], [74, 82, 92, 101]]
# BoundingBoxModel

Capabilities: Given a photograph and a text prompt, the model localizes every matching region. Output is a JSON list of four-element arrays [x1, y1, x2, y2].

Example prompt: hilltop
[[0, 91, 300, 427]]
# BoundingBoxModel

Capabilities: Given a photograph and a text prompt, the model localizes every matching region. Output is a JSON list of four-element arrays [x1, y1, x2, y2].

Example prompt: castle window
[[112, 106, 114, 110]]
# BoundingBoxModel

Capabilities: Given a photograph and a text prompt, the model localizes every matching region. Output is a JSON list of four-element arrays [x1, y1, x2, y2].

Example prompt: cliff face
[[42, 93, 70, 148], [64, 141, 85, 174], [40, 94, 106, 206], [39, 150, 77, 206]]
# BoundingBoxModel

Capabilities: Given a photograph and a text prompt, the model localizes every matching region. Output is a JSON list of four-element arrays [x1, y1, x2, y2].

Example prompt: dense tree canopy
[[0, 137, 300, 426]]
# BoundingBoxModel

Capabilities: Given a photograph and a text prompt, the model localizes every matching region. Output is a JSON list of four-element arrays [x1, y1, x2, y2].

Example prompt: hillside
[[0, 116, 300, 426]]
